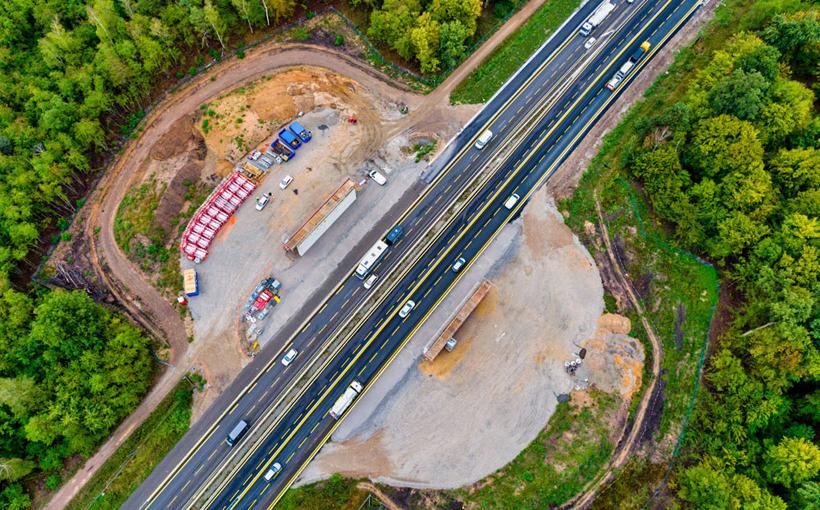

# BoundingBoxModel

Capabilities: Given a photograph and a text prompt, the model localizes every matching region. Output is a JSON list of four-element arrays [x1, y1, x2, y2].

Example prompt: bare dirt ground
[[298, 187, 644, 489]]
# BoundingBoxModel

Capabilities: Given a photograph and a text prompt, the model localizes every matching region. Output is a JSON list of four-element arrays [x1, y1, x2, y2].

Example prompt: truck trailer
[[289, 120, 312, 143], [271, 139, 294, 161], [329, 381, 363, 419], [183, 269, 199, 296], [579, 0, 615, 36], [279, 128, 301, 149]]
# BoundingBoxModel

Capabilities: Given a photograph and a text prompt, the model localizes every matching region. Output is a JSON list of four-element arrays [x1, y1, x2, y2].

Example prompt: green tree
[[410, 13, 441, 73], [686, 114, 764, 180], [764, 436, 820, 488], [707, 69, 770, 121], [438, 20, 469, 70], [763, 11, 820, 78]]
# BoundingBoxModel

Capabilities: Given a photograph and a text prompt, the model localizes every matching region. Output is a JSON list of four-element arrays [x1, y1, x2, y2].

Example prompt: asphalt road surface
[[126, 1, 702, 509]]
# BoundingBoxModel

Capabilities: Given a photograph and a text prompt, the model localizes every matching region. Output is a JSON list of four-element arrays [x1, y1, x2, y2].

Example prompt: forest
[[621, 6, 819, 508]]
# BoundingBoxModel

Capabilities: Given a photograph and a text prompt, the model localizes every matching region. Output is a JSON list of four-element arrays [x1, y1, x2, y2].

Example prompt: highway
[[126, 1, 702, 508]]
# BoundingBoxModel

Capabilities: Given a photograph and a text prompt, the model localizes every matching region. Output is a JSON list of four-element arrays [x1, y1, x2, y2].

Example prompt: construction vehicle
[[183, 269, 199, 296], [606, 41, 651, 91], [579, 0, 616, 36], [329, 381, 363, 419], [289, 120, 312, 142], [271, 139, 294, 161], [279, 128, 301, 149]]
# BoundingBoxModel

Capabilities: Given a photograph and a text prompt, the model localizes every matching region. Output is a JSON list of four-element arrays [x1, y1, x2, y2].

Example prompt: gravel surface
[[297, 186, 606, 488], [184, 91, 478, 418]]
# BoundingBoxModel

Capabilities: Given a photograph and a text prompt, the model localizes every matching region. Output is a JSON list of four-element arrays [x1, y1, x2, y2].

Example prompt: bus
[[355, 240, 389, 279]]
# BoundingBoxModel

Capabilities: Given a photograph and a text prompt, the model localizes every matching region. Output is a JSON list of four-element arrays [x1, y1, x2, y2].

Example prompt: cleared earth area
[[297, 186, 644, 489], [114, 64, 479, 418]]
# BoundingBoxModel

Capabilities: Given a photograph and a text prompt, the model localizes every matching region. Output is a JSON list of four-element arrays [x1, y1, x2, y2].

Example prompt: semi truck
[[289, 120, 312, 143], [329, 381, 363, 419], [606, 41, 651, 91], [271, 139, 294, 161], [579, 0, 615, 36], [279, 128, 301, 149]]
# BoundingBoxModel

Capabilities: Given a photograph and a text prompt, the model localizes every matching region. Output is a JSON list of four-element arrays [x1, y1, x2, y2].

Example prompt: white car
[[452, 257, 466, 272], [249, 150, 262, 161], [279, 175, 294, 190], [584, 37, 597, 50], [281, 348, 298, 366], [264, 462, 282, 481], [363, 274, 378, 290], [399, 300, 416, 318], [368, 169, 387, 186], [255, 192, 271, 211], [504, 193, 520, 210], [475, 129, 493, 150]]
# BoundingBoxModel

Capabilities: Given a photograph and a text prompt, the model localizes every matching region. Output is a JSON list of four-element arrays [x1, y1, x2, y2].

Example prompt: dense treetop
[[623, 8, 819, 508]]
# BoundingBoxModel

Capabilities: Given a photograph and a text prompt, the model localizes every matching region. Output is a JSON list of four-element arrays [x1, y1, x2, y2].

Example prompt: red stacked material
[[179, 172, 256, 263]]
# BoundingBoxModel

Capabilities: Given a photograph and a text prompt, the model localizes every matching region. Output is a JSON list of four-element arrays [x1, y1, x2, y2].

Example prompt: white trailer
[[579, 0, 616, 36], [329, 381, 363, 419]]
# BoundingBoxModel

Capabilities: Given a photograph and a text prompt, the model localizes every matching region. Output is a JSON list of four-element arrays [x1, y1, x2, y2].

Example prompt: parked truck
[[329, 380, 363, 419], [289, 120, 312, 143], [579, 0, 615, 36], [279, 128, 301, 149], [271, 139, 294, 161], [606, 41, 651, 91]]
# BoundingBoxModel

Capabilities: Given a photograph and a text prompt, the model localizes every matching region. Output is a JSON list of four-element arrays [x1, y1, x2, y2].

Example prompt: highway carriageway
[[206, 0, 705, 508], [126, 1, 609, 508]]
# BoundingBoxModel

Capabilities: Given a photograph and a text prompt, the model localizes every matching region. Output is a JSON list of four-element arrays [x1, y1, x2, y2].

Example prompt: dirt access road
[[47, 0, 555, 507]]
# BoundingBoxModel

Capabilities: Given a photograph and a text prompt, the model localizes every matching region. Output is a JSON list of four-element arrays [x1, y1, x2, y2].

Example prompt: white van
[[474, 129, 493, 150], [504, 193, 520, 210]]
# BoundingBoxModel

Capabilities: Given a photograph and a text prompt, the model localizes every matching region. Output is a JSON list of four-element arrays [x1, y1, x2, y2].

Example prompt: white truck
[[579, 0, 616, 36], [329, 380, 363, 419]]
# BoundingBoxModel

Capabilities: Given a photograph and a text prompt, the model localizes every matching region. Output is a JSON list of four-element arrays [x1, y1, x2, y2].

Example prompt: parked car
[[279, 175, 294, 189], [249, 150, 262, 161], [368, 169, 387, 185], [255, 192, 272, 211]]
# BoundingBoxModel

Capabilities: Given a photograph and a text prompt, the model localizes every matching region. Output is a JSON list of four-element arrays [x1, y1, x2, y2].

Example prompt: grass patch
[[413, 140, 437, 162], [64, 381, 194, 510], [114, 177, 209, 296], [450, 389, 619, 509], [278, 474, 367, 510], [450, 0, 581, 104], [114, 176, 163, 257]]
